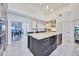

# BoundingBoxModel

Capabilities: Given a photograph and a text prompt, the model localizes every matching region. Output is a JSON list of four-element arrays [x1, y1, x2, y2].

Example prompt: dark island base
[[28, 34, 62, 56], [75, 40, 79, 44], [29, 45, 57, 56]]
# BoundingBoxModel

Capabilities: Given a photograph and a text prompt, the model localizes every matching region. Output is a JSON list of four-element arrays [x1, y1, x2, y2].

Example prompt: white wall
[[45, 4, 71, 20], [22, 23, 28, 49], [56, 11, 74, 43], [62, 20, 74, 43], [69, 3, 79, 43], [74, 20, 79, 27], [71, 3, 79, 20]]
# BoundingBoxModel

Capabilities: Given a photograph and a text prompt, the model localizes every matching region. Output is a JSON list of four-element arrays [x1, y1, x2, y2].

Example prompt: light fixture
[[46, 5, 48, 10]]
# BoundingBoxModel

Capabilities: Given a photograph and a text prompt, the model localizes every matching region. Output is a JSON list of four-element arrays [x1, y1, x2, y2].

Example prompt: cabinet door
[[49, 36, 56, 46], [39, 38, 50, 48], [0, 37, 2, 49], [28, 36, 33, 49], [32, 38, 42, 56], [57, 34, 62, 45], [38, 38, 51, 55]]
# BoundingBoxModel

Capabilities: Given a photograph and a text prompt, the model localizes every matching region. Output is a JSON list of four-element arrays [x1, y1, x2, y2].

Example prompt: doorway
[[11, 21, 23, 43]]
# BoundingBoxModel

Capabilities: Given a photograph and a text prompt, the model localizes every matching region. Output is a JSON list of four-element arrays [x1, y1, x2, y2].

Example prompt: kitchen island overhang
[[28, 32, 62, 56]]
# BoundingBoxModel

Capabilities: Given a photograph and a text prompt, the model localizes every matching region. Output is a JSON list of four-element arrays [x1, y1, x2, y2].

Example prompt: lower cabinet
[[28, 35, 57, 56], [0, 37, 2, 49], [57, 34, 62, 45]]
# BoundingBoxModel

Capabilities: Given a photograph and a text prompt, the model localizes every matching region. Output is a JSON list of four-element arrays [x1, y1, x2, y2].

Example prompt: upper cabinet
[[32, 19, 46, 32], [50, 20, 56, 27]]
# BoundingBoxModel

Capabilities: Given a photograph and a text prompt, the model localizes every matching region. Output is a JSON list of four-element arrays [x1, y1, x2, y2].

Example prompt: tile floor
[[3, 41, 33, 56], [2, 39, 79, 56]]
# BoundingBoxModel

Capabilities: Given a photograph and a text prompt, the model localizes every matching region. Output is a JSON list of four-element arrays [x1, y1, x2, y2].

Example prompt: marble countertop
[[28, 32, 59, 40]]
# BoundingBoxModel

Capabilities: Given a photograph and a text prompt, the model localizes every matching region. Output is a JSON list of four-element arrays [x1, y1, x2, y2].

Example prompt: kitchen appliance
[[74, 26, 79, 43]]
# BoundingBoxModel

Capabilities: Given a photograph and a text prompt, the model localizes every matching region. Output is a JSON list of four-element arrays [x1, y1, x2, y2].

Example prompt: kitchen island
[[28, 32, 62, 56]]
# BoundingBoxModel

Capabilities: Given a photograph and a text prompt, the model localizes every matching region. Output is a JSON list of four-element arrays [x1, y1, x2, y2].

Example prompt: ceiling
[[8, 3, 70, 21], [28, 3, 70, 15]]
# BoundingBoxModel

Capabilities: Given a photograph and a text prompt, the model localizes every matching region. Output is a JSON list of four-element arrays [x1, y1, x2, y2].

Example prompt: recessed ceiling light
[[50, 9, 53, 12], [46, 5, 48, 10]]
